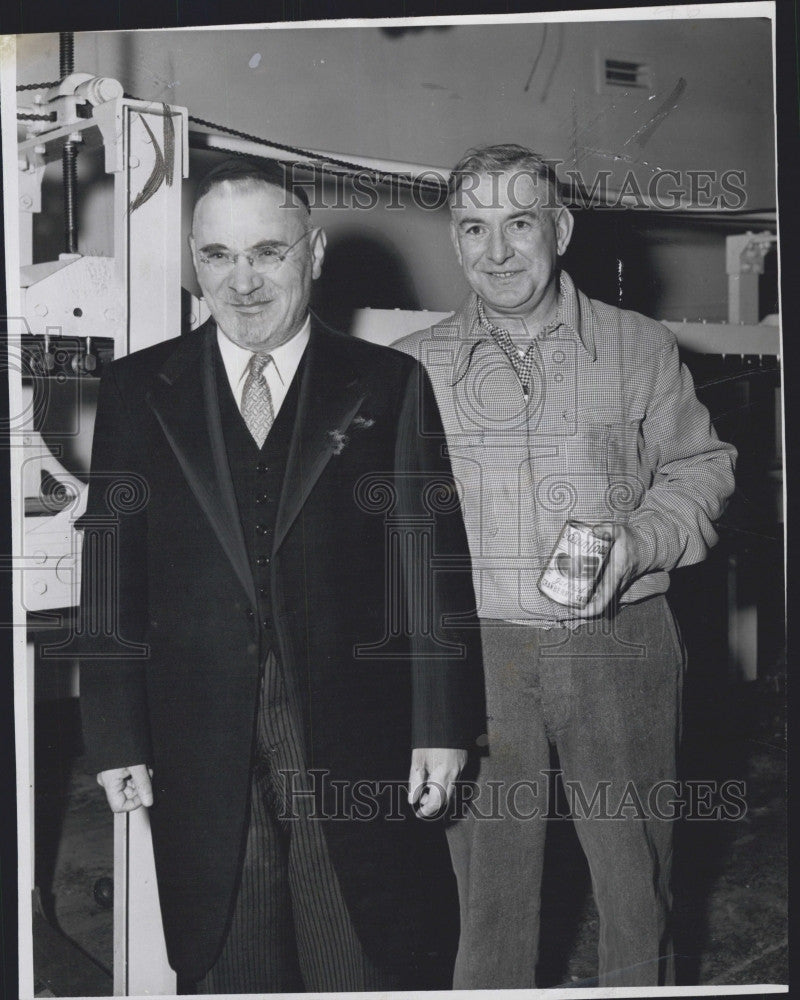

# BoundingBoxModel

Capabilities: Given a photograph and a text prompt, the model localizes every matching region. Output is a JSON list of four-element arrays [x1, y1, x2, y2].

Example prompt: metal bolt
[[20, 195, 33, 209], [129, 155, 140, 169], [104, 308, 118, 322], [33, 580, 47, 595], [33, 303, 48, 317]]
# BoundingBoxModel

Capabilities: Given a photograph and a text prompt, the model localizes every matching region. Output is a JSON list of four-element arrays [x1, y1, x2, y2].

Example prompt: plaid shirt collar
[[476, 294, 560, 346], [460, 271, 597, 361]]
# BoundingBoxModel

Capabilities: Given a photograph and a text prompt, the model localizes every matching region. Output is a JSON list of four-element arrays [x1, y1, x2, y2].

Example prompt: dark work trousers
[[447, 596, 685, 988], [190, 651, 399, 994]]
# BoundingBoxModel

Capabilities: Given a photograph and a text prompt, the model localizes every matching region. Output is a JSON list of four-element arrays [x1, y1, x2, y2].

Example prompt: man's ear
[[449, 219, 464, 268], [188, 233, 197, 266], [555, 207, 574, 257], [310, 227, 327, 280]]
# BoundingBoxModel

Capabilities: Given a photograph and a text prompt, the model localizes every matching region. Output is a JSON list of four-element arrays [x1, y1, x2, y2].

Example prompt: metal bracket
[[92, 97, 189, 177], [726, 231, 775, 276], [725, 231, 777, 325], [18, 159, 46, 215]]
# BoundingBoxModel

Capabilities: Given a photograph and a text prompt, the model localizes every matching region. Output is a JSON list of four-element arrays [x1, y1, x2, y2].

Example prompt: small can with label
[[538, 520, 615, 608]]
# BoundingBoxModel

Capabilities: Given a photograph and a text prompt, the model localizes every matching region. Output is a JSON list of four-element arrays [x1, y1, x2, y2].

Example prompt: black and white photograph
[[0, 2, 788, 997]]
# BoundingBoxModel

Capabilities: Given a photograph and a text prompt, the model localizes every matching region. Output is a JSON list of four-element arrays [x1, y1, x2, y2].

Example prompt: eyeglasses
[[196, 230, 312, 275]]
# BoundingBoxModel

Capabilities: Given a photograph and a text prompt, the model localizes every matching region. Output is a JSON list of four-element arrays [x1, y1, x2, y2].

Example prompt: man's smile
[[230, 300, 272, 313], [484, 270, 523, 280]]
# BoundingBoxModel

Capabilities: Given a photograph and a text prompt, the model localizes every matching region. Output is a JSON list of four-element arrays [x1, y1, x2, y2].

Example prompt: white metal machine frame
[[15, 75, 187, 996]]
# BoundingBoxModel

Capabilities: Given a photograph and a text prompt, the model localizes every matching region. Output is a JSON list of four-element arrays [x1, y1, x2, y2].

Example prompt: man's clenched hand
[[408, 747, 467, 818], [97, 764, 154, 812]]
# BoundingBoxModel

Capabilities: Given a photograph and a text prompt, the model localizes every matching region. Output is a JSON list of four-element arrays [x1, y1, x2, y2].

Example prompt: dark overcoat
[[78, 317, 485, 983]]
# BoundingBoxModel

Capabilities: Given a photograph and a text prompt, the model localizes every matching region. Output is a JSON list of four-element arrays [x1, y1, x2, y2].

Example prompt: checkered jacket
[[394, 271, 737, 625]]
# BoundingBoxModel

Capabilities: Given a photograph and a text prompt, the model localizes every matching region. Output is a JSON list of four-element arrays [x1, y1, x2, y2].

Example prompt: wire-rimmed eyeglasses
[[196, 229, 312, 275]]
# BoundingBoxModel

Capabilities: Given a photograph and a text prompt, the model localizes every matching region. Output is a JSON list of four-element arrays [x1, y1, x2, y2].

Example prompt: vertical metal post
[[60, 32, 79, 254], [58, 31, 74, 78], [91, 95, 187, 994], [112, 814, 128, 996], [726, 231, 773, 326], [62, 143, 78, 255]]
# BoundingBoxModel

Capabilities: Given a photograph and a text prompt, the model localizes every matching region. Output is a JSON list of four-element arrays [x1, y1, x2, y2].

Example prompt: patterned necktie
[[241, 352, 274, 448]]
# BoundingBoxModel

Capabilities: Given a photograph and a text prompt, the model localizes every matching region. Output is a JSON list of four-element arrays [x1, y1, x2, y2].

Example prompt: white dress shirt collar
[[216, 315, 311, 414]]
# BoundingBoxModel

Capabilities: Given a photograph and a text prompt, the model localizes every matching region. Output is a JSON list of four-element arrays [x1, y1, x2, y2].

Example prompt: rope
[[17, 112, 56, 121]]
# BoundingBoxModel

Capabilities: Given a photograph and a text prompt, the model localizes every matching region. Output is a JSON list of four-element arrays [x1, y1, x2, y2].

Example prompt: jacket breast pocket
[[567, 409, 646, 517], [605, 415, 647, 514]]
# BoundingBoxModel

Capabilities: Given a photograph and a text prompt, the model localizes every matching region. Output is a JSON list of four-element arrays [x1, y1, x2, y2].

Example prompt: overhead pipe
[[188, 129, 776, 222]]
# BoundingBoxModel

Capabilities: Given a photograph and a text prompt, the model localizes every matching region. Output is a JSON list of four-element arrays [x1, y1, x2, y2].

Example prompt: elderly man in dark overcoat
[[79, 158, 484, 994]]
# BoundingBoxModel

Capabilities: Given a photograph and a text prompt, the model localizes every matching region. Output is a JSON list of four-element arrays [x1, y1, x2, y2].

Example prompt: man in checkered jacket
[[395, 144, 736, 988]]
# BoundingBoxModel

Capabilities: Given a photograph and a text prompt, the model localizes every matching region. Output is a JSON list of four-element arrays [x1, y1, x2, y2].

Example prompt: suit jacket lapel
[[273, 319, 365, 554], [146, 322, 257, 608]]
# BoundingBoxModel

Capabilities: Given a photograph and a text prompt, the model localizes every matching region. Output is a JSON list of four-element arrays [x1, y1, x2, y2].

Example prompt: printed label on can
[[537, 521, 615, 608]]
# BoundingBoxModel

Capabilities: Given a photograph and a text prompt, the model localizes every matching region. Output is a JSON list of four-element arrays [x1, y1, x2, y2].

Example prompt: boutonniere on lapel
[[327, 415, 375, 456]]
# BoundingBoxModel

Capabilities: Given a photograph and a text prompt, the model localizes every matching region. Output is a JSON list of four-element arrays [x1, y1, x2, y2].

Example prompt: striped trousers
[[188, 652, 398, 994]]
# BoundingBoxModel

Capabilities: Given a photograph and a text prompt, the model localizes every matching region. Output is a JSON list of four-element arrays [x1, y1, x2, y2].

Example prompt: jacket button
[[245, 608, 255, 620], [262, 617, 272, 629], [255, 523, 269, 535], [256, 555, 270, 567], [256, 463, 269, 474]]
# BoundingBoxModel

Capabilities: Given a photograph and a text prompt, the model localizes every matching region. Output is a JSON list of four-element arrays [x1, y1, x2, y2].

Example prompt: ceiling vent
[[600, 55, 653, 92]]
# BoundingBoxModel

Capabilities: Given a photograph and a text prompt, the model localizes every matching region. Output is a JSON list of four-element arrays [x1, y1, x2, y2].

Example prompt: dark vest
[[215, 344, 304, 657]]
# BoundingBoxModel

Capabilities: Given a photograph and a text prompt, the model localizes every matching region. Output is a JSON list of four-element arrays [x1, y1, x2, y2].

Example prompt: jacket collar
[[445, 270, 597, 383], [272, 314, 366, 553], [146, 319, 256, 607]]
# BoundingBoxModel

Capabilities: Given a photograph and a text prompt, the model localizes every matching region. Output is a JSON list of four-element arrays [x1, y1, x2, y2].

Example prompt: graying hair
[[448, 143, 562, 208]]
